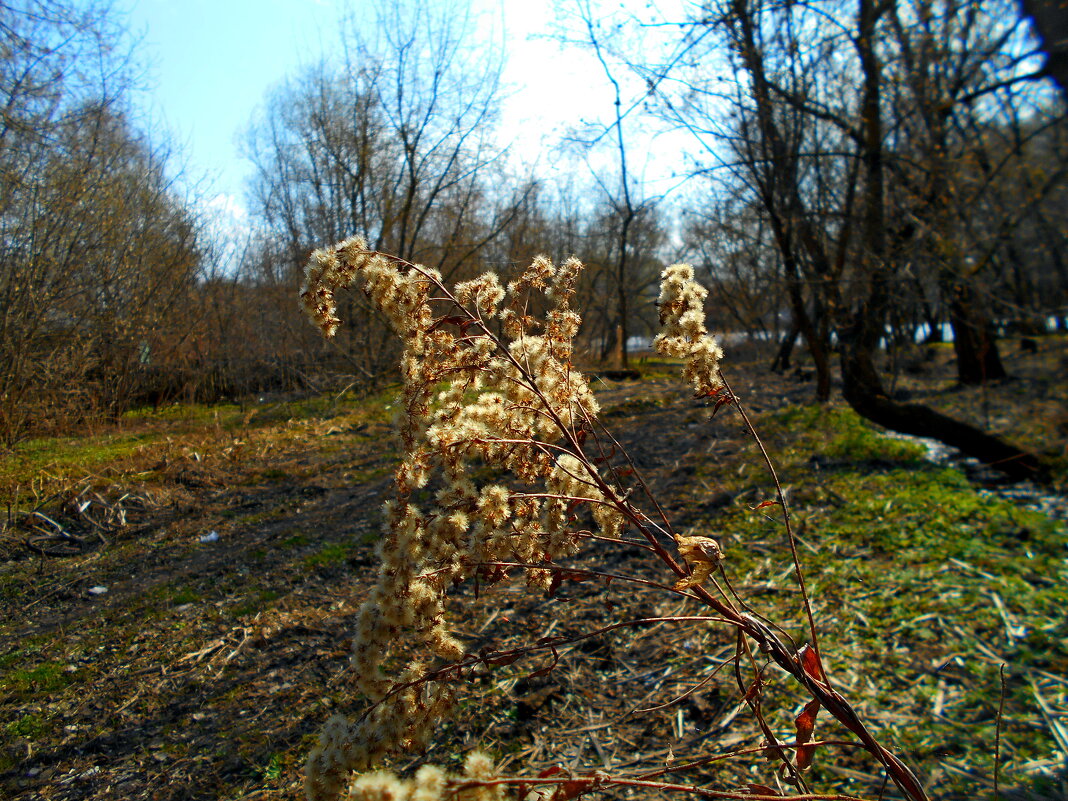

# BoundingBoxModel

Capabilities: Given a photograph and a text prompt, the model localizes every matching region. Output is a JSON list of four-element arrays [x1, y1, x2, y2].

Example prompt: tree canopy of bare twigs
[[244, 0, 536, 385], [0, 0, 201, 445], [607, 0, 1066, 481]]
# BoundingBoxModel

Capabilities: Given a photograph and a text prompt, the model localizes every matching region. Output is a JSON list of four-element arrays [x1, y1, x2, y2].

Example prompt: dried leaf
[[793, 698, 821, 770], [592, 444, 617, 465], [552, 779, 593, 800], [528, 644, 560, 679], [673, 533, 723, 589], [711, 393, 735, 417], [546, 571, 562, 598], [427, 314, 468, 333], [564, 570, 592, 583], [481, 650, 522, 668], [797, 643, 824, 682], [673, 562, 714, 591], [745, 784, 781, 796]]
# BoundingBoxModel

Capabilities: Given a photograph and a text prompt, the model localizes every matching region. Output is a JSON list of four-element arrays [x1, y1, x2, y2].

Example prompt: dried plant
[[299, 237, 928, 801]]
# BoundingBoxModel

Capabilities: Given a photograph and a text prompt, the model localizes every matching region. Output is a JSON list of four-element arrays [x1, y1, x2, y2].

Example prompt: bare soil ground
[[1, 337, 1066, 801]]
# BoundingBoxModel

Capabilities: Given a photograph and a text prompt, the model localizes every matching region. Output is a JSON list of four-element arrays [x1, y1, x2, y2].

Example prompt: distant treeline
[[2, 0, 1066, 452]]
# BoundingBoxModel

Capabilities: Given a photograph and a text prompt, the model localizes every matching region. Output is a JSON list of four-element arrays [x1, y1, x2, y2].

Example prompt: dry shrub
[[297, 238, 928, 801]]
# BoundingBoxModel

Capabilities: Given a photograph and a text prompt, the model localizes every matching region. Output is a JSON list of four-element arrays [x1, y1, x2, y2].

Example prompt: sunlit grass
[[0, 387, 400, 504], [686, 403, 1067, 798]]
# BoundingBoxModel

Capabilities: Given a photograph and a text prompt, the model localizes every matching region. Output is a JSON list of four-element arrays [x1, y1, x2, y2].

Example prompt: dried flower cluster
[[654, 262, 724, 397], [297, 240, 933, 801], [301, 240, 685, 800], [344, 752, 502, 801]]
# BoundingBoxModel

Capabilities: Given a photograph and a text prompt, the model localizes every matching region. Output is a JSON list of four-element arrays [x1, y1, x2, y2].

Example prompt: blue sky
[[119, 0, 633, 227], [122, 0, 368, 220]]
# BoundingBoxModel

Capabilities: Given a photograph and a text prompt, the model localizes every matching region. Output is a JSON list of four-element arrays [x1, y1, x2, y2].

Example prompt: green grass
[[0, 430, 159, 484], [0, 661, 76, 695], [303, 541, 355, 569], [281, 533, 309, 549], [761, 404, 928, 464], [170, 586, 202, 606], [634, 356, 684, 378], [298, 531, 379, 570], [121, 400, 245, 424], [231, 589, 282, 619], [244, 386, 398, 427], [5, 713, 49, 739], [1, 375, 1062, 799], [260, 752, 284, 781], [665, 400, 1068, 796], [696, 425, 1066, 798], [0, 388, 400, 501]]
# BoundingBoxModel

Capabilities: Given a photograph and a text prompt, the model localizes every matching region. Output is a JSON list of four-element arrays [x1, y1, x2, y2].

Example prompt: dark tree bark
[[946, 279, 1008, 384], [714, 0, 1050, 482], [841, 0, 1040, 481], [770, 322, 799, 372], [775, 227, 832, 399], [912, 276, 944, 343], [729, 0, 834, 400], [841, 354, 1046, 481]]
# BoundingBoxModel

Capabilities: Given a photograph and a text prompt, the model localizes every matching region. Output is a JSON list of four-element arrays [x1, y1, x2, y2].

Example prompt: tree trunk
[[837, 0, 1041, 483], [609, 323, 625, 368], [841, 343, 1045, 482], [768, 213, 832, 400], [910, 274, 944, 343], [726, 0, 1046, 483], [810, 327, 832, 403], [770, 323, 799, 372], [946, 279, 1007, 384]]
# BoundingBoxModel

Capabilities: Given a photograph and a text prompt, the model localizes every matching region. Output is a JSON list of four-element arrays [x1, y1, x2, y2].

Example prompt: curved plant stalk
[[299, 238, 929, 801]]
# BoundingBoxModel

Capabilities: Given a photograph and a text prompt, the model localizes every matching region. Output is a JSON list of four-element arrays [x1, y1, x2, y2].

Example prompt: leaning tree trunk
[[787, 282, 832, 402], [727, 0, 1048, 482], [768, 209, 832, 400], [841, 340, 1045, 482], [770, 322, 799, 372]]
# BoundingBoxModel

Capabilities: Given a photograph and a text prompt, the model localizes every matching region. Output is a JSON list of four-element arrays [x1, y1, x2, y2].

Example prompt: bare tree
[[682, 199, 788, 358], [632, 0, 1061, 479], [559, 0, 668, 368], [246, 0, 534, 386], [0, 1, 201, 443]]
